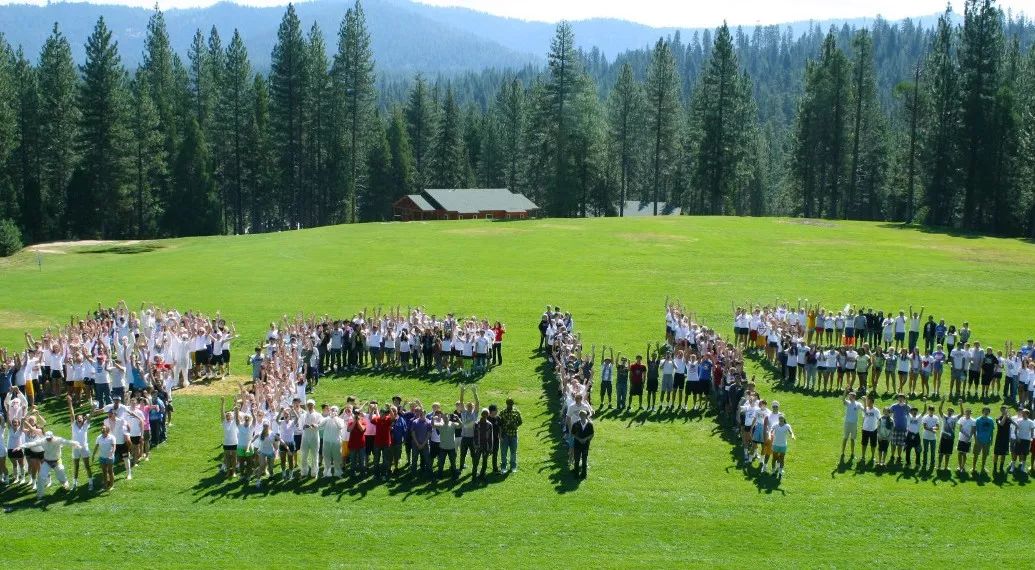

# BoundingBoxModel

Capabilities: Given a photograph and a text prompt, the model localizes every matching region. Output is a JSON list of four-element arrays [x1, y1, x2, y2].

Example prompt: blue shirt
[[391, 416, 408, 443], [891, 402, 910, 430], [409, 417, 431, 444], [698, 360, 713, 382], [975, 416, 995, 444]]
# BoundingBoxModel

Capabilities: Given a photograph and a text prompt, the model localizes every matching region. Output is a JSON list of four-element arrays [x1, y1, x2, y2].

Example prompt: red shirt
[[493, 325, 505, 343], [347, 418, 367, 450], [630, 363, 646, 384], [373, 415, 394, 447]]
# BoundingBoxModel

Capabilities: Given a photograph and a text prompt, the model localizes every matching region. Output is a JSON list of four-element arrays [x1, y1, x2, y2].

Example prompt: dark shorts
[[894, 332, 905, 341], [861, 429, 877, 448], [646, 379, 659, 392], [115, 443, 129, 458], [9, 449, 24, 460], [130, 436, 142, 445], [957, 440, 971, 453], [293, 434, 303, 450], [26, 449, 44, 461], [878, 439, 889, 453], [968, 370, 980, 385], [939, 436, 954, 455], [223, 444, 238, 451], [630, 382, 643, 396], [994, 439, 1010, 456], [1014, 440, 1031, 455]]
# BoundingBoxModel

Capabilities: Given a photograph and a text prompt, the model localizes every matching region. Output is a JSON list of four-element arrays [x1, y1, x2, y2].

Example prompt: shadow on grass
[[77, 243, 165, 255], [532, 349, 583, 494], [188, 446, 512, 504], [875, 222, 1035, 243]]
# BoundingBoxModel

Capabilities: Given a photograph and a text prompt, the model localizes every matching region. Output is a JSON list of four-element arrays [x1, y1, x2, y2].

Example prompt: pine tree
[[430, 86, 470, 188], [643, 37, 682, 215], [497, 78, 525, 193], [12, 48, 42, 242], [269, 3, 308, 229], [846, 29, 888, 220], [1022, 45, 1035, 237], [244, 74, 274, 232], [958, 0, 1004, 230], [0, 34, 17, 224], [171, 119, 220, 236], [688, 24, 756, 216], [128, 68, 166, 237], [36, 23, 80, 240], [74, 16, 130, 238], [218, 30, 252, 234], [332, 0, 377, 223], [305, 23, 333, 227], [387, 107, 415, 201], [140, 7, 177, 227], [569, 70, 605, 216], [404, 74, 437, 191], [607, 63, 643, 216], [921, 8, 959, 226], [544, 22, 579, 216], [361, 118, 392, 221], [187, 29, 212, 128]]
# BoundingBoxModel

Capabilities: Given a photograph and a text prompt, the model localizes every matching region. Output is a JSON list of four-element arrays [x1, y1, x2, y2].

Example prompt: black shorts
[[223, 444, 238, 451], [957, 440, 971, 453], [26, 449, 44, 461], [130, 436, 142, 445], [861, 429, 877, 448], [115, 443, 130, 457], [279, 441, 295, 453], [293, 434, 302, 450], [8, 449, 24, 460], [877, 439, 889, 453], [939, 436, 954, 455], [968, 370, 980, 385]]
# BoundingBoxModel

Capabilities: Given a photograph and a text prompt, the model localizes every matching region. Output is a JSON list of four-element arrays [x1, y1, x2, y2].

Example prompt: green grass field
[[1, 216, 1034, 567]]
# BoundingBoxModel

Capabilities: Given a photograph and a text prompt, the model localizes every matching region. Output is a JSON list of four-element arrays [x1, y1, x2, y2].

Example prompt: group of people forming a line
[[219, 383, 523, 488], [734, 300, 1035, 407], [2, 300, 235, 410], [0, 302, 214, 500], [541, 307, 595, 479], [838, 391, 1035, 475], [253, 308, 507, 393]]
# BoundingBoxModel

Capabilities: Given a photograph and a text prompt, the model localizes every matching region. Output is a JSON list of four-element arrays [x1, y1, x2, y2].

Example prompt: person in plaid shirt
[[499, 398, 523, 473]]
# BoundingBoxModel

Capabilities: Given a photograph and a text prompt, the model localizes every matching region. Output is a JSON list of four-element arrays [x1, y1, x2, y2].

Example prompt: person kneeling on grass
[[769, 414, 795, 479]]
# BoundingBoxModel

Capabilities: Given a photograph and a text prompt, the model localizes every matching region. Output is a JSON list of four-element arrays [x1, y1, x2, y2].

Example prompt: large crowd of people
[[257, 308, 507, 391], [218, 381, 523, 488], [0, 301, 218, 500], [733, 300, 1035, 408]]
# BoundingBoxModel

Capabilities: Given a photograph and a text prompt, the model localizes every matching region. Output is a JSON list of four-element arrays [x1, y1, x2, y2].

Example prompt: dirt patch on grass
[[29, 239, 142, 255], [176, 375, 248, 397], [0, 309, 53, 330], [536, 222, 584, 231], [442, 226, 525, 237], [616, 232, 697, 244], [778, 217, 836, 228]]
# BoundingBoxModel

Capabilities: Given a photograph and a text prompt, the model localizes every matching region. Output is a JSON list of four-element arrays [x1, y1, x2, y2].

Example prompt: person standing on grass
[[347, 409, 368, 477], [629, 355, 646, 410], [955, 405, 974, 474], [769, 414, 795, 479], [1008, 409, 1033, 474], [761, 402, 782, 473], [499, 398, 522, 473], [981, 347, 999, 401], [992, 406, 1013, 473], [904, 406, 922, 468], [599, 349, 614, 409], [299, 399, 322, 478], [841, 390, 863, 461], [435, 412, 460, 479], [91, 423, 116, 491], [920, 404, 939, 471], [936, 399, 958, 472], [472, 408, 494, 481], [13, 430, 82, 501], [907, 305, 924, 352], [571, 409, 594, 479], [409, 407, 432, 476], [876, 407, 893, 467], [615, 356, 629, 410], [459, 385, 479, 472], [658, 349, 674, 411], [860, 396, 880, 465], [645, 346, 660, 411], [67, 395, 93, 491], [971, 406, 994, 474]]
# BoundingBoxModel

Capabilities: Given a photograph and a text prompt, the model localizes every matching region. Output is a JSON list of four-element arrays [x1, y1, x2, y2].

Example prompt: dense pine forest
[[0, 0, 1033, 247]]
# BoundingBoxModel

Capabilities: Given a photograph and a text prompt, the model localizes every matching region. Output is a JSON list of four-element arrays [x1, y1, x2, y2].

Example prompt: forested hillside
[[0, 0, 1032, 246]]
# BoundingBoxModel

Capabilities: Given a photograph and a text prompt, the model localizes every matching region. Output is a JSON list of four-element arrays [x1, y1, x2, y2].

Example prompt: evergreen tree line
[[0, 0, 1033, 244]]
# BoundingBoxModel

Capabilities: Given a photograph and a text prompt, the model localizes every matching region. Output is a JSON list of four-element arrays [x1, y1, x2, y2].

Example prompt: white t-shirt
[[771, 423, 793, 447], [95, 433, 116, 460], [1016, 418, 1035, 440], [861, 407, 880, 431], [844, 400, 863, 424], [921, 415, 939, 440], [957, 417, 975, 442], [222, 420, 238, 446]]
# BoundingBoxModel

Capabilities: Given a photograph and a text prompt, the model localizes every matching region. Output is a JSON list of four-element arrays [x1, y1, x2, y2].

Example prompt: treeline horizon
[[0, 0, 1033, 245]]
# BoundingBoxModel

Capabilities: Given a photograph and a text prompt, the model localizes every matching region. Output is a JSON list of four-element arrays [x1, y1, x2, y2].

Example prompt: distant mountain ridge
[[0, 0, 948, 73]]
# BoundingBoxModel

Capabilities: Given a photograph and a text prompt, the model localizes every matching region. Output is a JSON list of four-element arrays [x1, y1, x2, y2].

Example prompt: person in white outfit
[[320, 406, 345, 477], [67, 395, 94, 491], [299, 400, 322, 478], [13, 431, 82, 500]]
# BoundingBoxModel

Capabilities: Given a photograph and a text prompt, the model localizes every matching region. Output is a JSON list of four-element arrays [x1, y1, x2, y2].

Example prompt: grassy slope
[[1, 217, 1033, 567]]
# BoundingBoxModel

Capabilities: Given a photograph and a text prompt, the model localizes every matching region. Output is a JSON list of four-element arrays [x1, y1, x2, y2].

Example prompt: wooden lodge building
[[393, 189, 539, 221]]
